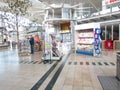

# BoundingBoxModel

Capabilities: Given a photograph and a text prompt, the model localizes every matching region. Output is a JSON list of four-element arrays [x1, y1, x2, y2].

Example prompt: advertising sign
[[103, 0, 119, 5], [94, 28, 102, 57]]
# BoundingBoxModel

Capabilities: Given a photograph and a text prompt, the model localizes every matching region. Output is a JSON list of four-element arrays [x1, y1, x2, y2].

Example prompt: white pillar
[[61, 8, 63, 18], [70, 8, 72, 19], [111, 25, 113, 40], [105, 25, 107, 40], [44, 10, 48, 20], [119, 24, 120, 40], [52, 9, 54, 18]]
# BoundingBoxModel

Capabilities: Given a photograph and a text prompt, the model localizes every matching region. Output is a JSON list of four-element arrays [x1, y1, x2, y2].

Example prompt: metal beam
[[90, 19, 96, 22], [100, 17, 106, 21], [111, 15, 118, 19], [73, 7, 93, 9], [86, 0, 99, 12], [71, 3, 82, 8]]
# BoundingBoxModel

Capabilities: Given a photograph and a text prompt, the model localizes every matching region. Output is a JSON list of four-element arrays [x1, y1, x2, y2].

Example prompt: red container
[[105, 40, 113, 49]]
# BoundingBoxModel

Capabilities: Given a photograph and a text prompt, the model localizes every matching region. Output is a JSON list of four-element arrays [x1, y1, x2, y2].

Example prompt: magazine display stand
[[19, 39, 31, 56], [75, 23, 101, 57], [50, 34, 62, 60], [42, 33, 62, 64], [43, 32, 51, 62]]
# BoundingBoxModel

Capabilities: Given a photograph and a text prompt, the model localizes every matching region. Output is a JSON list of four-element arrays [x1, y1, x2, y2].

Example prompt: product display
[[79, 32, 93, 37], [44, 32, 51, 60], [75, 30, 94, 56], [19, 39, 31, 55], [43, 33, 62, 61], [61, 33, 71, 42], [75, 23, 101, 57]]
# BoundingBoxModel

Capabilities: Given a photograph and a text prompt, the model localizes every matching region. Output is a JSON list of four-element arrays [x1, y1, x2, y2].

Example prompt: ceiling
[[30, 0, 102, 22], [39, 0, 102, 8], [0, 0, 102, 24]]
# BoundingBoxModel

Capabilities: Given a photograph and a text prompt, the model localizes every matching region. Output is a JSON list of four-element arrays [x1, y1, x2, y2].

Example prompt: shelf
[[78, 37, 94, 38], [75, 23, 101, 57], [77, 43, 93, 45], [76, 29, 94, 56], [76, 50, 93, 56], [60, 32, 70, 34], [75, 29, 94, 56]]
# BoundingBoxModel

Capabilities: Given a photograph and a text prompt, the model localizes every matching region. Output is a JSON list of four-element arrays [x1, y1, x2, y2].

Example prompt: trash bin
[[116, 52, 120, 80]]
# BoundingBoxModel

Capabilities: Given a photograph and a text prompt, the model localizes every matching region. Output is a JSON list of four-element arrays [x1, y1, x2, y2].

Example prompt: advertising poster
[[44, 32, 51, 60], [104, 0, 118, 5], [94, 28, 102, 57]]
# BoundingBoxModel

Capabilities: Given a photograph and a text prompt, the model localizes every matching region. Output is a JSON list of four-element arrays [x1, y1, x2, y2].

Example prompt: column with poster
[[94, 28, 102, 57]]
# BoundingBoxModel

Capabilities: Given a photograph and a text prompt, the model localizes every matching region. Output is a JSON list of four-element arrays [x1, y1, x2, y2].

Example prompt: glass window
[[106, 25, 112, 40], [101, 26, 105, 40], [113, 24, 119, 40]]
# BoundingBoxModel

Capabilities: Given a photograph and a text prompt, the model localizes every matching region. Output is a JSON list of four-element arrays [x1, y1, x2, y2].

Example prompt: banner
[[103, 0, 118, 5]]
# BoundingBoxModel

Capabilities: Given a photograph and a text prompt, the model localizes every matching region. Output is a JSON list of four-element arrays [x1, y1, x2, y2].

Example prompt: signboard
[[103, 0, 119, 5], [94, 28, 102, 57]]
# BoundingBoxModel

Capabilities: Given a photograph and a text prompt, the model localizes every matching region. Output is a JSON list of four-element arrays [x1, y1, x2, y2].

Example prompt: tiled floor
[[0, 48, 118, 90], [52, 50, 117, 90]]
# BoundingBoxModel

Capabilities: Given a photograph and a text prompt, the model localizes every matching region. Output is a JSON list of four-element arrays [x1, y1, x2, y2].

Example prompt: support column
[[70, 8, 72, 19], [44, 10, 48, 20], [112, 25, 113, 40], [52, 9, 54, 18], [70, 20, 77, 51], [119, 24, 120, 40], [61, 8, 63, 18], [105, 25, 107, 40]]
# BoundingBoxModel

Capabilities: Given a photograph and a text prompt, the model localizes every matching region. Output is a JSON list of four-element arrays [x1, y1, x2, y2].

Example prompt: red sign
[[104, 0, 118, 5], [110, 0, 117, 3]]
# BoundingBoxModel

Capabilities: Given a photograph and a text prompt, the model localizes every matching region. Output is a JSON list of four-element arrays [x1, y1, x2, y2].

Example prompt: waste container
[[116, 52, 120, 80]]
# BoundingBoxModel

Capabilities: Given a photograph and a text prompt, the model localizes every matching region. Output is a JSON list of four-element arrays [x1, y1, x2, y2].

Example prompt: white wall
[[75, 23, 100, 30]]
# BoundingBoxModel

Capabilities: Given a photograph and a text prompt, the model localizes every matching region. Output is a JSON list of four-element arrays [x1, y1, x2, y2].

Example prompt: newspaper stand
[[19, 39, 31, 56], [42, 43, 52, 64], [42, 32, 52, 64], [42, 33, 62, 64]]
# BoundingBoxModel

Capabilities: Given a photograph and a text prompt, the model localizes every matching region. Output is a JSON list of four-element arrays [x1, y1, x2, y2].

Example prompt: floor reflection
[[0, 48, 43, 63]]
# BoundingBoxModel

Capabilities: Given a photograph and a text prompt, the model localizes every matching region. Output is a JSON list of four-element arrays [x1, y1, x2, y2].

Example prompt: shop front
[[101, 23, 120, 50]]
